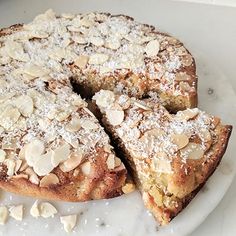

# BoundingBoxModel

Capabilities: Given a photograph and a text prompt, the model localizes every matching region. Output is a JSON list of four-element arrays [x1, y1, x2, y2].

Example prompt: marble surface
[[0, 0, 235, 235]]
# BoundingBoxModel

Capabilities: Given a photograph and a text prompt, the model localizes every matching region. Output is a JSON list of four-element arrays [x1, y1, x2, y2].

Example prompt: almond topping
[[23, 64, 50, 78], [9, 205, 23, 221], [106, 109, 124, 126], [39, 202, 57, 218], [81, 161, 91, 176], [106, 154, 115, 169], [5, 41, 29, 62], [0, 105, 21, 130], [13, 95, 34, 117], [60, 215, 77, 233], [115, 157, 122, 167], [25, 139, 45, 167], [39, 173, 59, 187], [74, 55, 89, 69], [0, 206, 8, 225], [0, 149, 6, 162], [171, 134, 189, 149], [14, 160, 22, 173], [199, 129, 212, 142], [65, 117, 81, 133], [105, 38, 121, 50], [33, 151, 54, 176], [88, 53, 109, 65], [90, 36, 104, 47], [154, 159, 172, 174], [5, 159, 16, 176], [93, 90, 115, 108], [80, 119, 99, 130], [176, 108, 199, 121], [59, 152, 83, 172], [51, 143, 71, 167], [122, 183, 135, 194], [72, 35, 87, 44], [133, 101, 151, 110], [145, 39, 160, 57], [175, 72, 191, 81], [180, 142, 204, 160]]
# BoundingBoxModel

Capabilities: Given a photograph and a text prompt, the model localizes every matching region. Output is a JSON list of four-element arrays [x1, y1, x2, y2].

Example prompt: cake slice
[[0, 78, 129, 201], [93, 90, 232, 224]]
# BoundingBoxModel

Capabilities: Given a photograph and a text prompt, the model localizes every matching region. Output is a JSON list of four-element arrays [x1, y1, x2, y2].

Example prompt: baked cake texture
[[93, 90, 232, 225]]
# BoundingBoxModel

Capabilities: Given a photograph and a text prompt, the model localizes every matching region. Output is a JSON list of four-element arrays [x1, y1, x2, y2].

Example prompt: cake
[[93, 90, 232, 224]]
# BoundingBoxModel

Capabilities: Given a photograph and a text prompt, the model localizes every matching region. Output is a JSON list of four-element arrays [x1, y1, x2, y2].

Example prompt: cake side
[[93, 90, 232, 224]]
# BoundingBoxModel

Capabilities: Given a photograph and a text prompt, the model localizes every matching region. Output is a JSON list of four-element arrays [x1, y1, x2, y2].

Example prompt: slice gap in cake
[[93, 90, 232, 225]]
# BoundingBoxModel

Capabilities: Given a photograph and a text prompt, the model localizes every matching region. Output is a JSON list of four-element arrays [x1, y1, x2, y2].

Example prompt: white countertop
[[0, 0, 235, 235]]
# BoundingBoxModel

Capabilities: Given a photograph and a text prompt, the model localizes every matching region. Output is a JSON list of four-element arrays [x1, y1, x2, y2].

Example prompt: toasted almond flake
[[106, 109, 124, 126], [93, 90, 115, 108], [122, 183, 135, 194], [0, 105, 21, 130], [179, 81, 192, 92], [80, 119, 98, 130], [80, 17, 94, 27], [176, 108, 199, 121], [5, 41, 29, 62], [13, 95, 34, 117], [154, 159, 172, 174], [180, 142, 204, 160], [29, 173, 40, 185], [55, 111, 71, 122], [90, 36, 104, 47], [30, 200, 40, 218], [23, 64, 50, 78], [60, 152, 83, 172], [88, 53, 109, 65], [144, 128, 164, 138], [60, 214, 77, 233], [74, 55, 89, 69], [105, 38, 121, 50], [29, 31, 49, 39], [175, 72, 191, 81], [9, 205, 23, 221], [199, 129, 211, 142], [115, 157, 122, 167], [5, 159, 15, 176], [106, 154, 115, 169], [81, 161, 91, 175], [171, 134, 189, 149], [65, 117, 81, 132], [33, 151, 55, 176], [40, 173, 59, 187], [0, 206, 8, 225], [39, 202, 57, 218], [51, 143, 71, 167], [25, 139, 45, 167], [72, 35, 87, 44], [19, 160, 28, 171], [133, 101, 151, 110], [145, 39, 160, 57], [0, 149, 6, 162]]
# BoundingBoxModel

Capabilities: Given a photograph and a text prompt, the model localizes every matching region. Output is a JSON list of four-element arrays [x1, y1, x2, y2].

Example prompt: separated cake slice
[[93, 90, 232, 225], [0, 78, 128, 201]]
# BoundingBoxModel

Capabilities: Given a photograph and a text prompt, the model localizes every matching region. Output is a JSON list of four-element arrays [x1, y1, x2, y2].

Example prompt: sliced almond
[[25, 139, 45, 167], [180, 142, 204, 160], [0, 206, 8, 225], [106, 154, 115, 170], [80, 119, 99, 130], [29, 173, 40, 185], [144, 128, 164, 138], [39, 173, 59, 187], [175, 108, 199, 121], [0, 149, 6, 162], [65, 117, 81, 133], [74, 55, 89, 69], [59, 152, 83, 172], [93, 90, 115, 108], [154, 159, 172, 174], [81, 161, 91, 176], [145, 39, 160, 57], [90, 36, 104, 47], [33, 151, 55, 176], [179, 81, 192, 92], [199, 129, 211, 142], [133, 101, 151, 111], [171, 134, 189, 150], [9, 205, 23, 221], [175, 72, 191, 81], [122, 183, 135, 194], [72, 35, 87, 44], [55, 111, 71, 122], [60, 214, 77, 233], [0, 105, 21, 130], [105, 38, 121, 50], [30, 200, 40, 218], [23, 64, 50, 78], [39, 202, 57, 218], [51, 143, 71, 167], [114, 157, 122, 167], [88, 53, 109, 65], [106, 109, 124, 126], [5, 159, 16, 176], [14, 160, 22, 173], [5, 41, 29, 62], [13, 95, 34, 117]]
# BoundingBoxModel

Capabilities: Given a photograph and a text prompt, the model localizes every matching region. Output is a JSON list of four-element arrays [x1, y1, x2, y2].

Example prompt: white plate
[[0, 0, 235, 235]]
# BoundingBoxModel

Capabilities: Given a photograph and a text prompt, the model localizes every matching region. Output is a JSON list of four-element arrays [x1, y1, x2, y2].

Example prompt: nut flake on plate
[[9, 205, 23, 221], [60, 214, 77, 233]]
